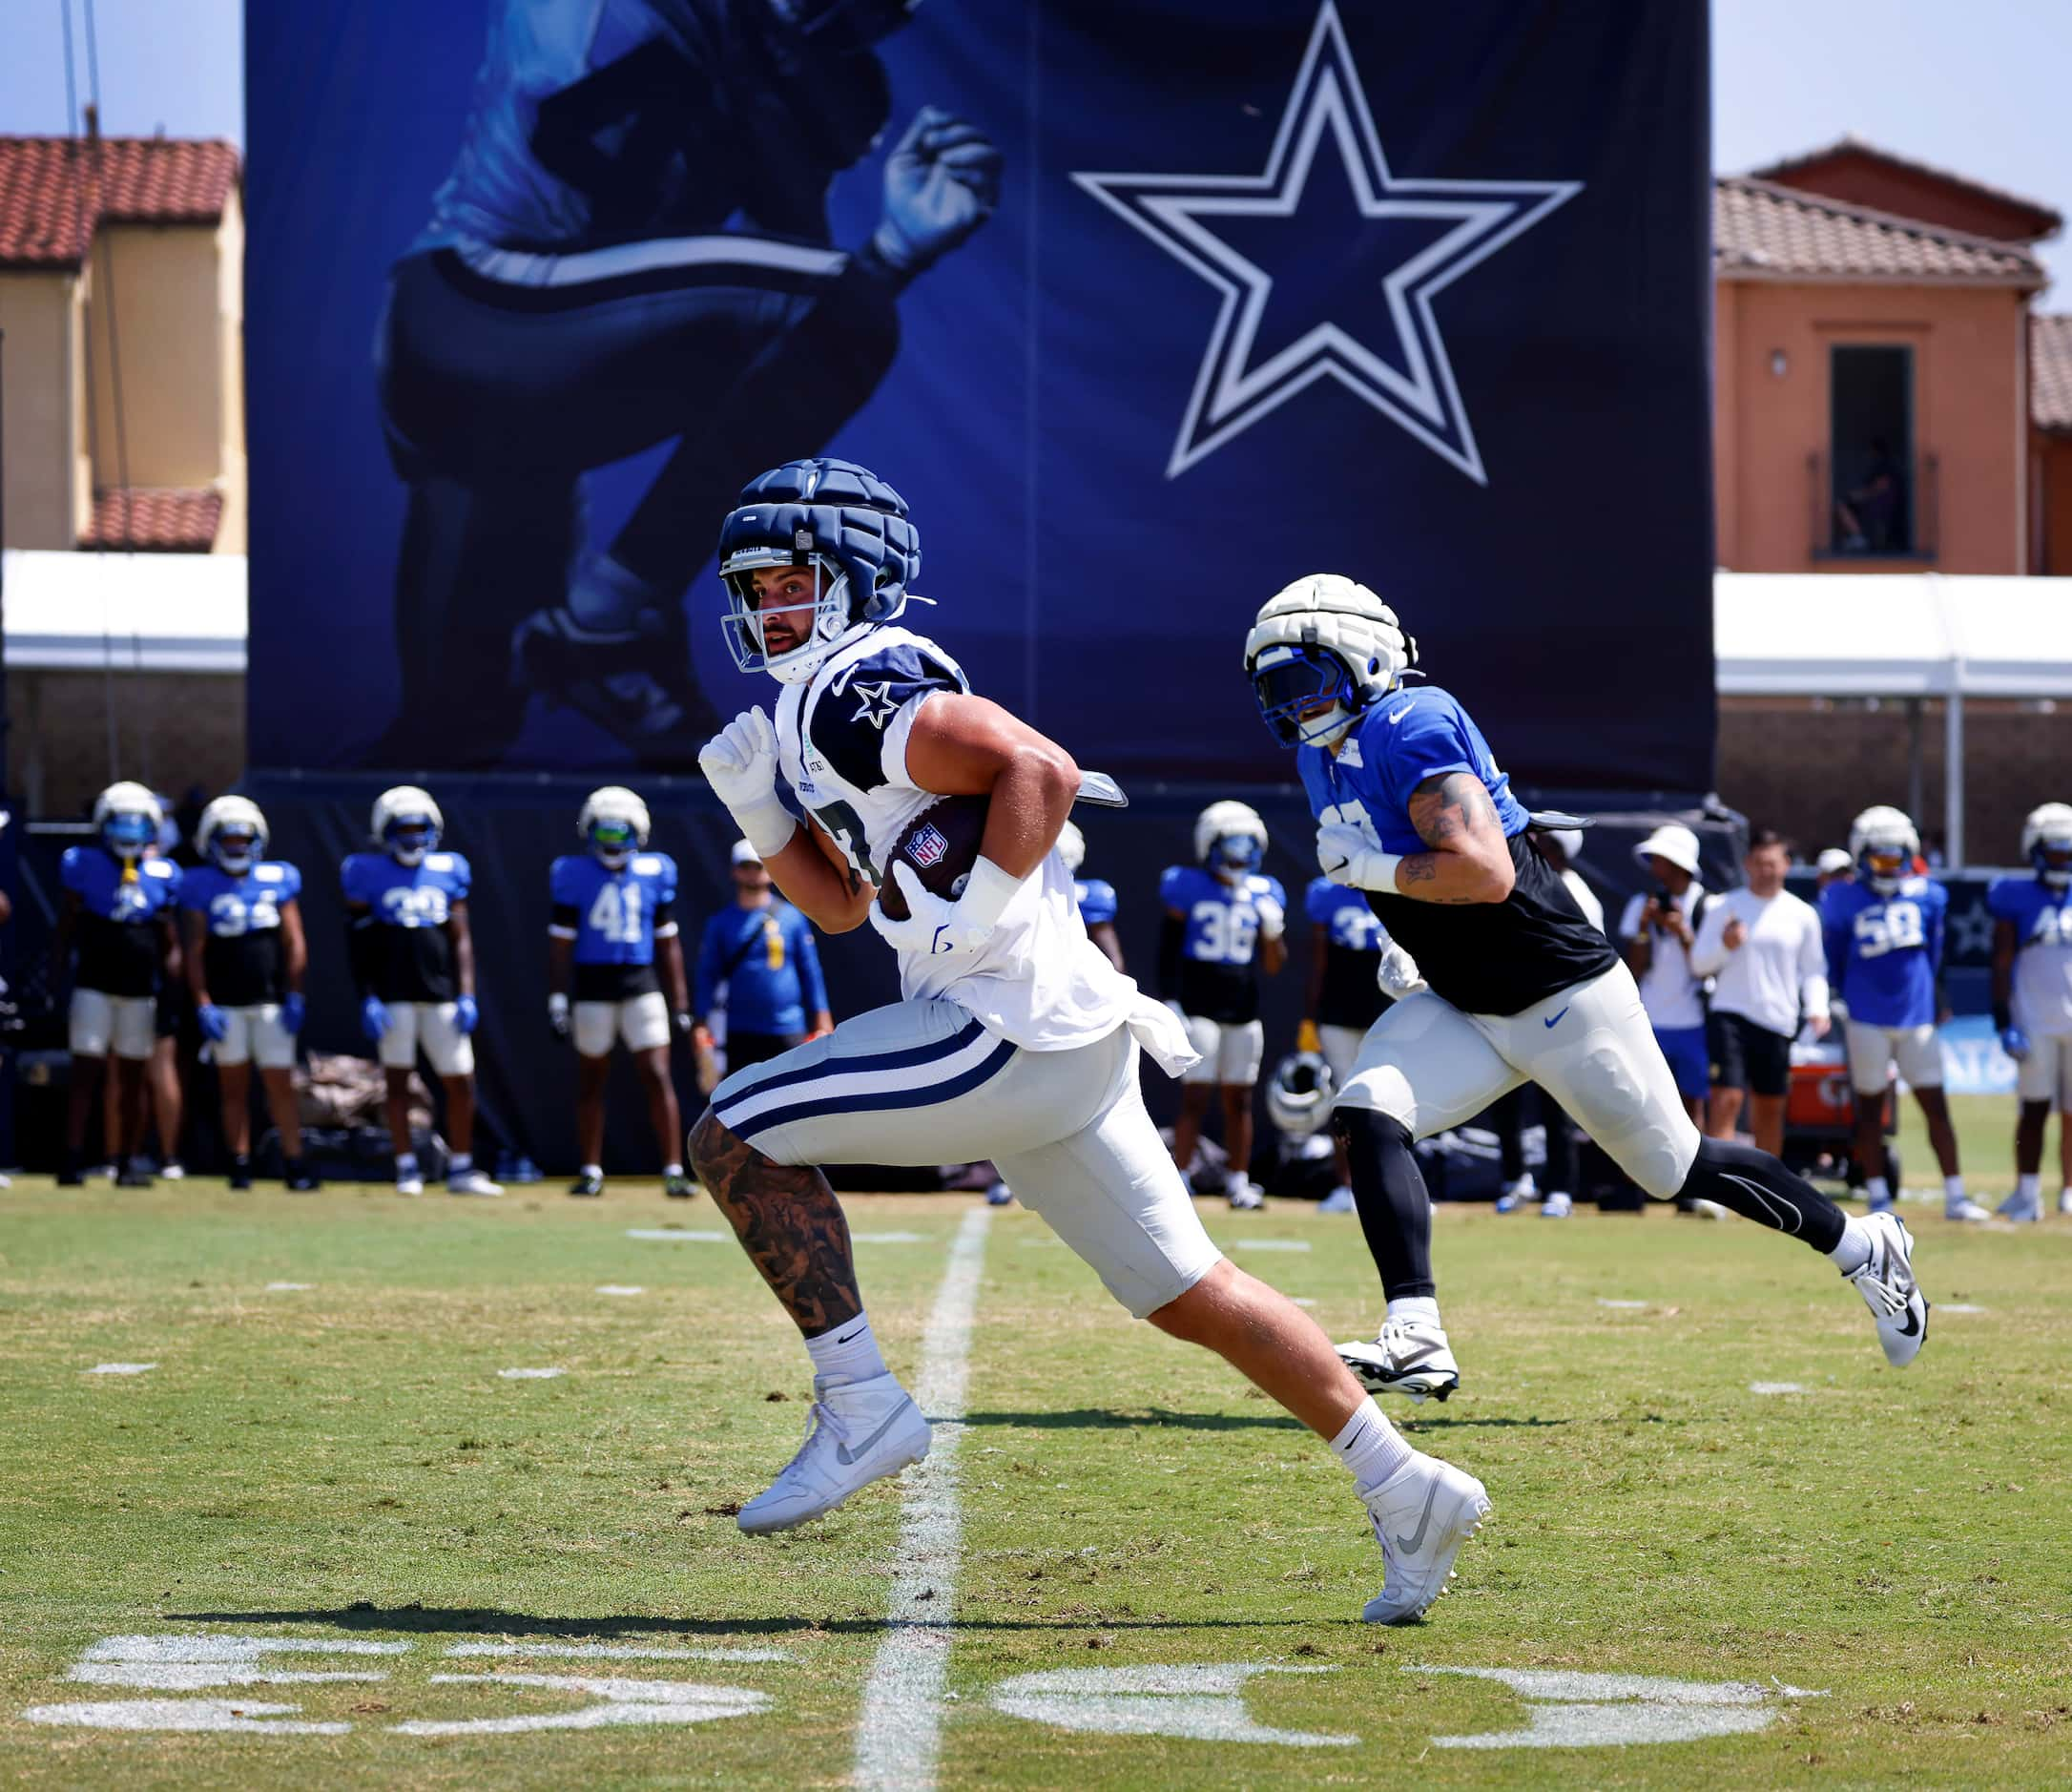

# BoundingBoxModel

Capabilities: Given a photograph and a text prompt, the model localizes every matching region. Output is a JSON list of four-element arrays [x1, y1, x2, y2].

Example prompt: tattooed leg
[[689, 1105, 861, 1338]]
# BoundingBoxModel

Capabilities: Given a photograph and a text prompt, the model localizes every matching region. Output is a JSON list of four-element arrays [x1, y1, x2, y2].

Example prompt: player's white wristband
[[730, 793, 798, 863], [1254, 896, 1285, 941], [1350, 849, 1403, 892], [548, 992, 570, 1022], [956, 855, 1022, 934]]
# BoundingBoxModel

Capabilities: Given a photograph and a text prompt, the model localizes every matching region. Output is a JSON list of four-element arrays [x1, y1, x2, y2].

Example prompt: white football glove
[[1254, 893, 1285, 941], [1377, 941, 1425, 1000], [869, 859, 1021, 959], [1316, 823, 1401, 892], [697, 708, 794, 860]]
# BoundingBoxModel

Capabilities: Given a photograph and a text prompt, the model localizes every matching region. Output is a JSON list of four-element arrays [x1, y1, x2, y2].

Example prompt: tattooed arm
[[689, 1106, 863, 1336], [1397, 773, 1518, 905]]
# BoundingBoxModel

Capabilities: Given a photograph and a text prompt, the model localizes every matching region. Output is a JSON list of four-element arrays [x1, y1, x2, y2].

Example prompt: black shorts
[[1709, 1010, 1792, 1097], [727, 1030, 806, 1073]]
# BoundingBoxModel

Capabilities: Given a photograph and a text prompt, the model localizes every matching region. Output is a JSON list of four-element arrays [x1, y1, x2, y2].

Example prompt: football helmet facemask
[[197, 796, 269, 874], [580, 785, 653, 870], [1245, 573, 1418, 749], [2022, 802, 2072, 887], [373, 785, 444, 867], [1266, 1050, 1337, 1139], [93, 781, 163, 862], [1848, 804, 1919, 893]]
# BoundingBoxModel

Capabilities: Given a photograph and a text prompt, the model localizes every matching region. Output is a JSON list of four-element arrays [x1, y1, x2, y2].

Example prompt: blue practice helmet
[[717, 458, 921, 684]]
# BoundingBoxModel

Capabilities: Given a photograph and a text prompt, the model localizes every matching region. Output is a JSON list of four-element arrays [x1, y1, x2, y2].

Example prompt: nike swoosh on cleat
[[836, 1403, 916, 1467], [1896, 1304, 1921, 1338], [1394, 1482, 1442, 1555], [1544, 1006, 1570, 1029]]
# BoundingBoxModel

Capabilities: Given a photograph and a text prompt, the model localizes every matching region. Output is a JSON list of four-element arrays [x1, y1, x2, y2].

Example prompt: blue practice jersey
[[1306, 876, 1388, 1031], [342, 850, 471, 1004], [179, 861, 301, 1008], [695, 898, 828, 1037], [549, 851, 679, 1001], [1988, 875, 2072, 1036], [1820, 875, 1945, 1028], [1160, 865, 1285, 1025], [1075, 878, 1118, 928], [1294, 686, 1615, 1015], [61, 846, 180, 997]]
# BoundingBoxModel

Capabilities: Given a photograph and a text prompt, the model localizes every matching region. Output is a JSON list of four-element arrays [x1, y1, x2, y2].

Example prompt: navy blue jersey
[[1306, 875, 1388, 1031], [1295, 686, 1614, 1015], [549, 850, 679, 1001], [342, 850, 471, 1004], [61, 847, 180, 997], [1160, 865, 1285, 1025], [1075, 877, 1118, 928], [1820, 875, 1944, 1029], [694, 898, 827, 1036], [1990, 874, 2072, 1035], [180, 861, 301, 1008]]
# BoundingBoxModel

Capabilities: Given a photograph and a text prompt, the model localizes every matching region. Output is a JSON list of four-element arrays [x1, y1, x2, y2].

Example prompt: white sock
[[663, 1161, 684, 1177], [1943, 1175, 1966, 1206], [396, 1152, 420, 1178], [1829, 1215, 1874, 1275], [2018, 1173, 2041, 1204], [1386, 1295, 1442, 1329], [805, 1312, 889, 1386], [581, 1162, 604, 1179], [1863, 1175, 1890, 1205], [1331, 1396, 1414, 1494], [1225, 1167, 1249, 1195], [448, 1153, 473, 1177]]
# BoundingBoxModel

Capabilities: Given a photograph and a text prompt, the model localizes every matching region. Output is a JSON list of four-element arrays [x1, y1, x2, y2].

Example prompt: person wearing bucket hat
[[1619, 823, 1710, 1129], [1814, 847, 1855, 895]]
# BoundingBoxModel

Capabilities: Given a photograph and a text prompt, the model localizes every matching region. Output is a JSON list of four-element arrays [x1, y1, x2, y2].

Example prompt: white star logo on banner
[[1073, 1, 1581, 485]]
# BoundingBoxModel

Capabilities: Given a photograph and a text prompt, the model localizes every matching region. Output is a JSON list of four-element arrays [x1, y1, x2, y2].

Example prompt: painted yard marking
[[852, 1231, 925, 1243], [499, 1367, 567, 1381], [25, 1699, 349, 1735], [67, 1636, 407, 1690], [1597, 1299, 1648, 1309], [990, 1662, 1354, 1747], [595, 1285, 645, 1297], [391, 1673, 768, 1735], [1231, 1239, 1312, 1254], [1749, 1382, 1808, 1395], [1410, 1666, 1824, 1749], [444, 1641, 791, 1664], [851, 1205, 992, 1791], [1940, 1302, 1987, 1314], [264, 1282, 315, 1292], [87, 1363, 155, 1375]]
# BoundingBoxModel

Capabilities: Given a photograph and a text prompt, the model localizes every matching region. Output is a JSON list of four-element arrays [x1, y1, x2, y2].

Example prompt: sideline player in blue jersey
[[1159, 802, 1287, 1209], [1244, 573, 1929, 1401], [181, 797, 318, 1193], [1989, 802, 2072, 1220], [1820, 806, 1981, 1221], [373, 0, 1002, 767], [1057, 822, 1125, 972], [52, 782, 182, 1186], [549, 786, 694, 1198], [343, 787, 501, 1198], [692, 839, 832, 1077]]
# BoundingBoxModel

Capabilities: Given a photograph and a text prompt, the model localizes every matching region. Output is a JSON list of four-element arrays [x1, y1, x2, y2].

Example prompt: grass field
[[3, 1106, 2070, 1788]]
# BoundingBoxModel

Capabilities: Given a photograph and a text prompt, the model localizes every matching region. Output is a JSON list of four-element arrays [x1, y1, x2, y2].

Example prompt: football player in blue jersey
[[342, 787, 502, 1197], [1245, 574, 1929, 1402], [689, 458, 1488, 1622], [181, 798, 318, 1193], [692, 839, 832, 1077], [373, 0, 1002, 768], [548, 785, 694, 1198], [1057, 822, 1125, 972], [1988, 802, 2072, 1220], [52, 783, 183, 1187], [1820, 806, 1981, 1221], [1159, 802, 1287, 1210]]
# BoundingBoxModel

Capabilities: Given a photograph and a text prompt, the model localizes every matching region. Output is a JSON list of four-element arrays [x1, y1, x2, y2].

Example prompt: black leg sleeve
[[1681, 1136, 1847, 1255], [1334, 1108, 1436, 1302], [1489, 1086, 1527, 1182]]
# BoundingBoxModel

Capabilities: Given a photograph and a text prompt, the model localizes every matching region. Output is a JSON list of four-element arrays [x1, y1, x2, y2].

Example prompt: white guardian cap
[[2021, 801, 2072, 886], [373, 785, 444, 866], [1849, 805, 1919, 892], [1245, 573, 1418, 748], [197, 795, 269, 872], [579, 785, 652, 868]]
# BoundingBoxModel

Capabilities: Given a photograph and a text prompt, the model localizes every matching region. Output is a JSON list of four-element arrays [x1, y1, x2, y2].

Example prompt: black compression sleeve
[[1334, 1108, 1436, 1302], [1158, 914, 1184, 1002], [1681, 1136, 1846, 1255]]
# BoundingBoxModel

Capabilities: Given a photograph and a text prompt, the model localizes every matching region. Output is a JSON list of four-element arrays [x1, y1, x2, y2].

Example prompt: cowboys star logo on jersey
[[852, 681, 901, 730], [1073, 1, 1580, 485]]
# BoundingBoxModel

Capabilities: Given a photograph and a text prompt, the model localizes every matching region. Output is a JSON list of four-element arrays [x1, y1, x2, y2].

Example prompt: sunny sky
[[0, 0, 2067, 296]]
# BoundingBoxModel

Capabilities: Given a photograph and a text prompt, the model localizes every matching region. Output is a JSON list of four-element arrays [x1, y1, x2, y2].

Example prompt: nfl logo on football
[[906, 823, 951, 869]]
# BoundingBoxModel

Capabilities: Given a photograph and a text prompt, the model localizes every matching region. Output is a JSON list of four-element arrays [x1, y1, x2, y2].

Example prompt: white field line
[[852, 1205, 992, 1792]]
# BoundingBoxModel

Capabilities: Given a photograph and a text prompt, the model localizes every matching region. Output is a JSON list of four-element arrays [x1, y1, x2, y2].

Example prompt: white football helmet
[[372, 785, 444, 866], [1266, 1051, 1337, 1139], [1848, 805, 1919, 892], [1195, 800, 1268, 875], [93, 781, 163, 861], [1244, 573, 1418, 748], [1056, 820, 1087, 876], [197, 795, 269, 873], [2022, 802, 2072, 886], [579, 785, 652, 868]]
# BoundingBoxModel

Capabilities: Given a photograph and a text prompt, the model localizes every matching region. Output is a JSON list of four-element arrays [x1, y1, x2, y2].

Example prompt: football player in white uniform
[[693, 459, 1489, 1622]]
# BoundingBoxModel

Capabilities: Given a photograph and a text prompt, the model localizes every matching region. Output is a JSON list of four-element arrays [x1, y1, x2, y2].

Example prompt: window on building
[[1829, 344, 1914, 555]]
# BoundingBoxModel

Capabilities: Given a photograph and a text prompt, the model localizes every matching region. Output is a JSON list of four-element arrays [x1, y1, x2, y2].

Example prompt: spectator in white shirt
[[1619, 824, 1710, 1126], [1541, 828, 1604, 932], [1691, 829, 1830, 1157]]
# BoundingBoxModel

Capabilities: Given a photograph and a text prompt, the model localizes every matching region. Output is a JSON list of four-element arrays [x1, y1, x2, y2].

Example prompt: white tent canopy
[[1714, 571, 2072, 864], [1, 549, 247, 674]]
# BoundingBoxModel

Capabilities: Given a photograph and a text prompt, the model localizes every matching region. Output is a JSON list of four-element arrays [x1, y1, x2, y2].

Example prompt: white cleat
[[1318, 1184, 1356, 1214], [1337, 1316, 1460, 1404], [1998, 1189, 2041, 1223], [447, 1169, 505, 1198], [1846, 1211, 1929, 1367], [1540, 1190, 1574, 1219], [1361, 1451, 1492, 1624], [736, 1371, 931, 1535], [396, 1174, 425, 1198], [1943, 1198, 1992, 1223], [1493, 1174, 1537, 1215], [985, 1180, 1015, 1207], [2061, 1190, 2072, 1218], [1226, 1179, 1265, 1211]]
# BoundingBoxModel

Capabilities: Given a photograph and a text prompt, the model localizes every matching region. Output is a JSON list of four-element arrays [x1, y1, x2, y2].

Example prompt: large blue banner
[[247, 0, 1712, 792]]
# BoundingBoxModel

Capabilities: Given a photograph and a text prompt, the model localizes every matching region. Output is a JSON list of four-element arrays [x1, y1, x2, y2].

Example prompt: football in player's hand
[[876, 794, 991, 921]]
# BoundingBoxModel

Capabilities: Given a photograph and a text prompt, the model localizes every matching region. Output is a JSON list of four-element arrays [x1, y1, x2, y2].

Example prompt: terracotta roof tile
[[78, 488, 223, 552], [2035, 316, 2072, 435], [1750, 135, 2062, 239], [0, 136, 238, 269], [1713, 176, 2043, 286]]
